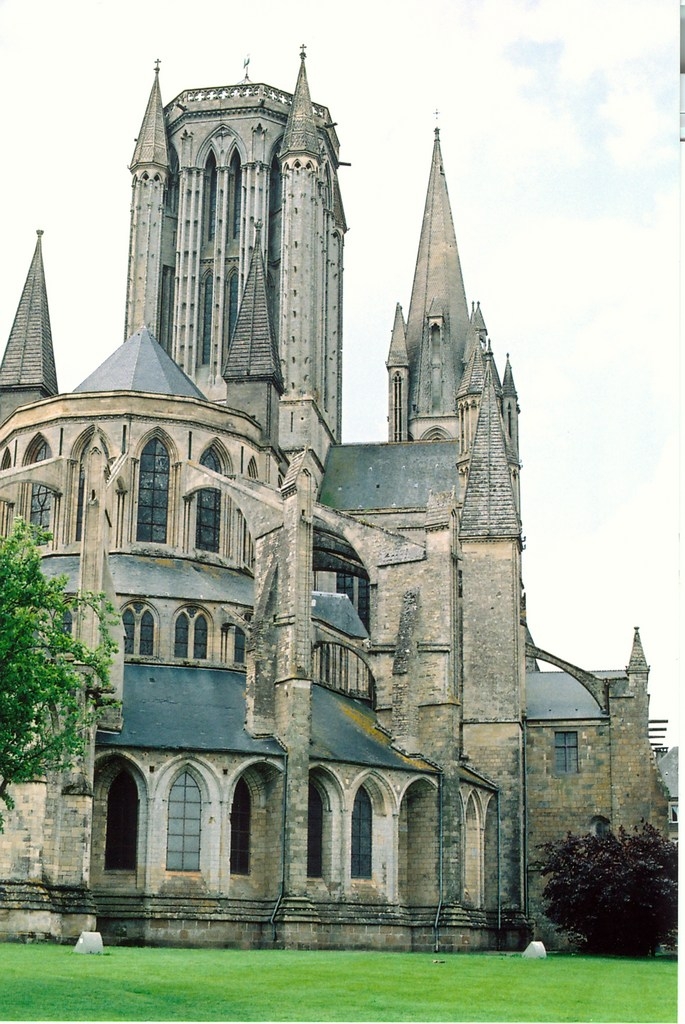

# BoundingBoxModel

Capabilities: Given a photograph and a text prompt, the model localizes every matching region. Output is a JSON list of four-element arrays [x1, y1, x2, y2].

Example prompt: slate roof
[[40, 554, 365, 639], [96, 667, 434, 774], [223, 231, 282, 387], [459, 365, 520, 538], [131, 68, 169, 172], [525, 671, 605, 720], [96, 665, 282, 755], [311, 592, 367, 639], [74, 326, 206, 399], [658, 747, 678, 799], [40, 553, 254, 605], [310, 685, 435, 772], [320, 440, 458, 511], [0, 232, 58, 395]]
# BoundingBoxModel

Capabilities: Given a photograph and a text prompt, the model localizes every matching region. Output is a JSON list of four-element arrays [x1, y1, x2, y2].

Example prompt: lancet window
[[230, 777, 250, 875], [136, 437, 170, 543], [166, 771, 201, 871]]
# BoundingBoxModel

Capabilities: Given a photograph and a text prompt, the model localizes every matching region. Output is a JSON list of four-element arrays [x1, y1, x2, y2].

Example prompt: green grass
[[0, 945, 677, 1022]]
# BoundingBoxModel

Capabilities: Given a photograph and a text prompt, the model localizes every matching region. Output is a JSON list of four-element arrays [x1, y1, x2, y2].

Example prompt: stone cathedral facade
[[0, 54, 668, 951]]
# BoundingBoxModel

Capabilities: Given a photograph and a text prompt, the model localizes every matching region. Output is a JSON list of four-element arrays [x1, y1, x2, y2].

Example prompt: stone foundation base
[[92, 892, 531, 952], [0, 880, 96, 943]]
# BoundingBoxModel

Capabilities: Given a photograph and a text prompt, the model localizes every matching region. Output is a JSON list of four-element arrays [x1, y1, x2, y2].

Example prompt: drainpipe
[[433, 772, 444, 953], [522, 717, 528, 919], [270, 751, 288, 944], [496, 788, 502, 944]]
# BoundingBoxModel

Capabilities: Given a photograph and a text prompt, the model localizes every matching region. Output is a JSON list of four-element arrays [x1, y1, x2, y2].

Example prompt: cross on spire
[[300, 43, 307, 60], [154, 58, 161, 75]]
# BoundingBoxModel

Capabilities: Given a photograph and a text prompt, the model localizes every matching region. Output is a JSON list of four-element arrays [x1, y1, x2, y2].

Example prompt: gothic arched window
[[200, 274, 213, 366], [234, 627, 245, 664], [167, 771, 201, 871], [351, 786, 372, 879], [230, 777, 251, 875], [307, 783, 324, 878], [28, 438, 52, 531], [230, 150, 242, 240], [105, 770, 138, 870], [174, 608, 209, 661], [174, 612, 189, 658], [122, 604, 156, 657], [193, 613, 208, 659], [196, 446, 222, 554], [205, 152, 218, 242], [122, 609, 135, 654], [1, 449, 10, 470], [247, 457, 258, 480], [136, 437, 170, 543]]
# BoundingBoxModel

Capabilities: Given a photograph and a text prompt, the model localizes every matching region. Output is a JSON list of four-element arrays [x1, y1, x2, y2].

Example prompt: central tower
[[125, 52, 346, 467]]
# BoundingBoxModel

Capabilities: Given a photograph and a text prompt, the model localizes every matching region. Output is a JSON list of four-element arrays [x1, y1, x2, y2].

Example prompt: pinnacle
[[627, 626, 649, 674]]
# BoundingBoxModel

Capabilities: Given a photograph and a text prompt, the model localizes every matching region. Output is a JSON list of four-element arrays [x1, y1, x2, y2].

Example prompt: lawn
[[0, 944, 677, 1022]]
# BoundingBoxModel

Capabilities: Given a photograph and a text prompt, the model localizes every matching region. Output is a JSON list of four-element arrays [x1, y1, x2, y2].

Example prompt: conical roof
[[502, 355, 518, 398], [0, 231, 58, 396], [406, 129, 470, 379], [386, 303, 409, 367], [223, 229, 283, 388], [456, 342, 485, 398], [281, 49, 319, 159], [74, 326, 205, 399], [460, 363, 520, 539], [627, 627, 649, 673], [131, 66, 169, 173]]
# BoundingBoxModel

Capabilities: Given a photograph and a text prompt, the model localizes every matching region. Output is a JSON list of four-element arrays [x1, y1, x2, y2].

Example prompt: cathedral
[[0, 52, 668, 951]]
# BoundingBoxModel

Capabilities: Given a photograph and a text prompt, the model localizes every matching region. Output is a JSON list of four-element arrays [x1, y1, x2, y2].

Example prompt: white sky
[[0, 0, 679, 743]]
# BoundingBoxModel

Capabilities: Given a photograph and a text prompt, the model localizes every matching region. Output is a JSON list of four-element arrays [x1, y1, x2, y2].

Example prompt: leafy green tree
[[540, 822, 677, 956], [0, 518, 116, 830]]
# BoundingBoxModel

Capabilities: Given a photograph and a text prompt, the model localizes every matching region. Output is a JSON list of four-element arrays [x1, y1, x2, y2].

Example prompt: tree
[[539, 822, 677, 956], [0, 518, 116, 830]]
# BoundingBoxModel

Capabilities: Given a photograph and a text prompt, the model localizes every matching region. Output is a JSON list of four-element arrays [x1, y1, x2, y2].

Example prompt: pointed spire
[[502, 354, 518, 398], [131, 62, 169, 174], [0, 231, 58, 397], [223, 226, 283, 389], [470, 300, 487, 334], [386, 303, 409, 367], [483, 339, 502, 396], [406, 129, 470, 374], [460, 362, 520, 539], [627, 627, 649, 674], [281, 46, 319, 159]]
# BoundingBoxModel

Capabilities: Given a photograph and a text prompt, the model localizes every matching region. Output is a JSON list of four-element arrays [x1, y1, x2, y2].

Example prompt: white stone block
[[522, 940, 546, 958], [74, 931, 103, 954]]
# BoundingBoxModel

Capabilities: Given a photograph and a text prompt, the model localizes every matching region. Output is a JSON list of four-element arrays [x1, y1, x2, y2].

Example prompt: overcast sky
[[0, 0, 679, 742]]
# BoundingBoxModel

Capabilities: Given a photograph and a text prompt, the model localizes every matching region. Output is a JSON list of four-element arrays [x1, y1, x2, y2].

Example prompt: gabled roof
[[74, 326, 206, 399], [223, 230, 283, 388], [460, 364, 520, 539], [281, 49, 319, 158], [0, 231, 58, 396], [131, 66, 169, 173]]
